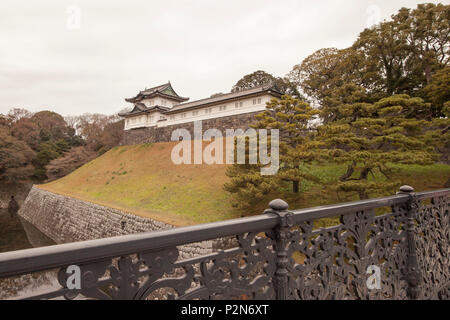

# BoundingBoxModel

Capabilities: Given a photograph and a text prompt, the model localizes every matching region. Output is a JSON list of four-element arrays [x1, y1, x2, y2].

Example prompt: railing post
[[265, 199, 294, 300], [397, 185, 421, 300]]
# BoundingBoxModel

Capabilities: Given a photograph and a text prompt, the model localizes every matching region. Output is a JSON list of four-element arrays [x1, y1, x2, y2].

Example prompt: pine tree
[[316, 94, 443, 199], [224, 95, 319, 212], [253, 95, 320, 193]]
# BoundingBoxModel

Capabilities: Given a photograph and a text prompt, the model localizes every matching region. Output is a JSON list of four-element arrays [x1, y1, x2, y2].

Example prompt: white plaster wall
[[124, 94, 274, 130], [142, 98, 178, 108], [124, 111, 163, 130]]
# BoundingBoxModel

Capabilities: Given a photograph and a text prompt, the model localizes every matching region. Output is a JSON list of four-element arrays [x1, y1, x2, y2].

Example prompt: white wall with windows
[[142, 98, 179, 108], [162, 94, 273, 127], [124, 110, 163, 130], [123, 94, 275, 130]]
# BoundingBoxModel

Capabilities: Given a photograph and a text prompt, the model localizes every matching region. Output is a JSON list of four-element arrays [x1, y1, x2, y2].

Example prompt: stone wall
[[0, 181, 33, 209], [18, 186, 214, 259], [121, 112, 260, 145]]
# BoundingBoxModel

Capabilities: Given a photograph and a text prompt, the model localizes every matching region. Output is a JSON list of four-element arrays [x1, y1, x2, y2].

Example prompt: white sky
[[0, 0, 445, 116]]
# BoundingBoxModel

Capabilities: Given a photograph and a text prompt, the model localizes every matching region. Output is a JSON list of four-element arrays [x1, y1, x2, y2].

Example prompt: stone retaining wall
[[18, 186, 215, 259], [121, 112, 260, 145]]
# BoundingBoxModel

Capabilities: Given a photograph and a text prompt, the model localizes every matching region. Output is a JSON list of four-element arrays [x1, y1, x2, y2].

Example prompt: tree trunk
[[340, 161, 356, 182], [358, 190, 368, 200], [293, 181, 299, 193], [358, 167, 371, 200], [424, 63, 432, 85]]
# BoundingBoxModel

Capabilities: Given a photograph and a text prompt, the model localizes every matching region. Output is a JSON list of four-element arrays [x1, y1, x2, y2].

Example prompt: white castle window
[[205, 108, 212, 114], [192, 110, 199, 116], [258, 98, 261, 104], [170, 115, 176, 120], [181, 113, 186, 119], [219, 105, 227, 111]]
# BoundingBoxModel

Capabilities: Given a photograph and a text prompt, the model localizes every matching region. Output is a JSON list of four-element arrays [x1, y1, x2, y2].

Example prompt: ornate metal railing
[[0, 186, 448, 300]]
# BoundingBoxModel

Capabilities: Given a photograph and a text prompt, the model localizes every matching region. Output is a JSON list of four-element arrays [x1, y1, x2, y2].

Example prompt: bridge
[[0, 186, 448, 300]]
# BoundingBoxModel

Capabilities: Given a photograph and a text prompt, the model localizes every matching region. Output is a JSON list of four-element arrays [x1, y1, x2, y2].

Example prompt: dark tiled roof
[[166, 84, 282, 114], [119, 83, 282, 117], [125, 82, 189, 103], [118, 104, 170, 117]]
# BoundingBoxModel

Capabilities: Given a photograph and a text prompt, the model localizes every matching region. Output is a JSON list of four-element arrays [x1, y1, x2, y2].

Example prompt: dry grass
[[40, 140, 239, 226], [40, 140, 450, 227]]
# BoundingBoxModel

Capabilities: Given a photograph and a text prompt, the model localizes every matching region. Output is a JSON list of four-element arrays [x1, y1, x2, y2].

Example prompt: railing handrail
[[0, 188, 448, 279]]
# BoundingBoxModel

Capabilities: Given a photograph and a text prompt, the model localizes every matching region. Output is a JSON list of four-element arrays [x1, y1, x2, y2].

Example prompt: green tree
[[46, 146, 96, 182], [253, 95, 320, 193], [423, 66, 450, 117], [321, 83, 373, 123], [31, 110, 72, 143], [34, 140, 69, 180], [0, 127, 36, 181], [316, 94, 441, 199], [354, 20, 412, 96], [232, 70, 302, 98], [224, 95, 319, 212], [393, 3, 450, 86], [11, 117, 40, 150], [224, 142, 279, 213], [288, 48, 378, 106], [288, 3, 449, 112], [354, 3, 449, 96]]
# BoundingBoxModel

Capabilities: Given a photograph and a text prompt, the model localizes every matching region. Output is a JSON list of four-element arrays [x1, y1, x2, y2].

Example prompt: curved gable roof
[[125, 82, 189, 103], [118, 104, 170, 118]]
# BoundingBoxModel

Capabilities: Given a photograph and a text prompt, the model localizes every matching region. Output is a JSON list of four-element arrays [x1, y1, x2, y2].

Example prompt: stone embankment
[[19, 186, 219, 259]]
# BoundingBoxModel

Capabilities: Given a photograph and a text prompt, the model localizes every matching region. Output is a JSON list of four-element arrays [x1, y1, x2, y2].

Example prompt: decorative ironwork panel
[[286, 206, 409, 300], [19, 231, 276, 300], [415, 196, 449, 299], [0, 187, 448, 300]]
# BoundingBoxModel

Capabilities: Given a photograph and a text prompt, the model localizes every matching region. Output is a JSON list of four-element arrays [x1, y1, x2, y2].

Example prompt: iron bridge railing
[[0, 186, 448, 300]]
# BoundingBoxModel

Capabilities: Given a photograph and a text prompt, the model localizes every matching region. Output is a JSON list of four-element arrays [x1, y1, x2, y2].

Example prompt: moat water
[[0, 208, 32, 253], [0, 208, 62, 299]]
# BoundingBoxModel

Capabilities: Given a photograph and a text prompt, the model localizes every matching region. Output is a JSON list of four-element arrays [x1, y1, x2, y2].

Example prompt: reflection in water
[[0, 208, 32, 253], [0, 209, 61, 299], [19, 216, 56, 248]]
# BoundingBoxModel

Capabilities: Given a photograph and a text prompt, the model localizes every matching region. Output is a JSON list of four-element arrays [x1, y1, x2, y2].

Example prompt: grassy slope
[[40, 140, 450, 227], [41, 141, 236, 226]]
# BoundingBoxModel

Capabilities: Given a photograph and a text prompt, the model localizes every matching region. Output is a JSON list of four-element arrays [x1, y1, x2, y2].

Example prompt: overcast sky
[[0, 0, 445, 116]]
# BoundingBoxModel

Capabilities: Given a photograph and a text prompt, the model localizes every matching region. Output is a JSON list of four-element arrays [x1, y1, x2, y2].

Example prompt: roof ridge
[[126, 82, 189, 103], [172, 83, 279, 108], [141, 82, 170, 94]]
